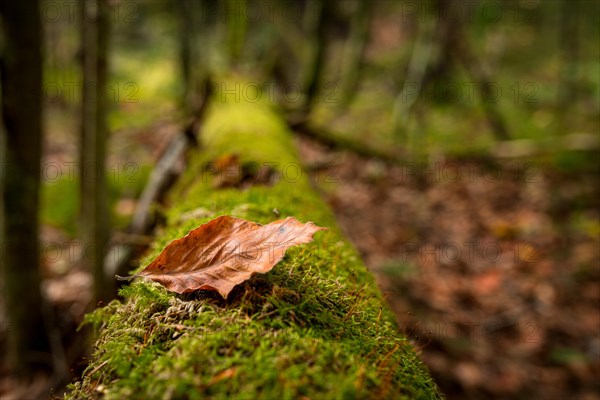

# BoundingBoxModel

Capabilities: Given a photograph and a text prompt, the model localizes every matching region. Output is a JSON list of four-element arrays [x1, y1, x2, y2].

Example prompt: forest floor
[[296, 136, 600, 400], [2, 115, 598, 400]]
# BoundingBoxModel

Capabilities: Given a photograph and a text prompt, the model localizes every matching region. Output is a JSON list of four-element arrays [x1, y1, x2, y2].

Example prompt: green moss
[[66, 90, 442, 399]]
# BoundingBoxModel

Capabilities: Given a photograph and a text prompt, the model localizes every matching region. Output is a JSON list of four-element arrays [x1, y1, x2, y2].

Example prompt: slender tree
[[394, 0, 509, 142], [80, 0, 112, 303], [226, 0, 247, 65], [175, 0, 195, 114], [0, 0, 52, 376], [392, 14, 437, 139], [558, 0, 581, 110], [302, 0, 329, 114], [339, 0, 372, 107], [175, 0, 211, 120]]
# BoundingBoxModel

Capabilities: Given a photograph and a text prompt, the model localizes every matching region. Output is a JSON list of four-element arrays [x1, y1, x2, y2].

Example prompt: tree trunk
[[0, 0, 51, 376], [66, 85, 442, 400], [558, 0, 580, 110], [302, 0, 329, 114], [80, 0, 112, 303], [392, 13, 437, 141], [175, 0, 210, 139], [226, 0, 247, 65], [176, 0, 194, 114], [339, 0, 372, 107], [418, 0, 510, 141]]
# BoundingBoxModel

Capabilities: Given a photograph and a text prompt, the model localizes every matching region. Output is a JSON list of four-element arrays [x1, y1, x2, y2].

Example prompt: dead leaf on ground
[[119, 216, 326, 298], [210, 154, 278, 188]]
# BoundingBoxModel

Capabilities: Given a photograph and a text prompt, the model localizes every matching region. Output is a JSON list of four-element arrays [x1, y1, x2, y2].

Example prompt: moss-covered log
[[66, 86, 442, 399]]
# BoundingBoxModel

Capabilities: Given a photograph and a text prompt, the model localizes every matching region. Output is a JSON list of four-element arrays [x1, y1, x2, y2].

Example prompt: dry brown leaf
[[125, 216, 325, 298]]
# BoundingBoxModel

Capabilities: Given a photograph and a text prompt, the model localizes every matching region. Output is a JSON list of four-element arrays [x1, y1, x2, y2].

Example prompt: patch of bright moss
[[66, 90, 442, 399]]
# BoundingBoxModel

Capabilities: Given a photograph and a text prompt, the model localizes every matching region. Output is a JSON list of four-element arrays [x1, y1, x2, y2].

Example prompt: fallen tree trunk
[[66, 86, 441, 399]]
